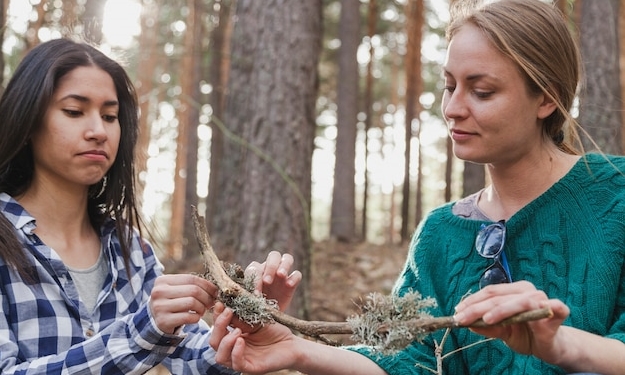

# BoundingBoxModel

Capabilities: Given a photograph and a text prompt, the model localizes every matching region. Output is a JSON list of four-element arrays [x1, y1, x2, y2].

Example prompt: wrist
[[544, 326, 578, 368], [291, 335, 316, 372]]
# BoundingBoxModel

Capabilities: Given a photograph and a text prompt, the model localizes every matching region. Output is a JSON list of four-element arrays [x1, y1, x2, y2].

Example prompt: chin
[[453, 149, 486, 164], [82, 175, 107, 187]]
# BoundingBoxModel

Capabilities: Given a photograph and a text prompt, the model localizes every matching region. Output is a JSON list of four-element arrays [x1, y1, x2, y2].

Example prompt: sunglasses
[[475, 220, 512, 289]]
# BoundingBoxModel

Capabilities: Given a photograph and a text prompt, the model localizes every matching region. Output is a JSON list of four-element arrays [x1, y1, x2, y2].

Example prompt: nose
[[442, 89, 468, 121], [85, 113, 108, 143]]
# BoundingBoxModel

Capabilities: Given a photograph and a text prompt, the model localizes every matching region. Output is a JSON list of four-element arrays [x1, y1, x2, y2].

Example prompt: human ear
[[536, 92, 558, 120]]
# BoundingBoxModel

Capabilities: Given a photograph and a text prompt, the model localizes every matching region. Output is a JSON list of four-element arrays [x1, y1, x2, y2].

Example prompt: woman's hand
[[453, 280, 570, 363], [149, 274, 218, 334], [246, 250, 302, 311], [209, 302, 298, 374]]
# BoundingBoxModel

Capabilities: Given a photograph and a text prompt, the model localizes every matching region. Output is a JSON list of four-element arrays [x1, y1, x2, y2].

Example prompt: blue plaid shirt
[[0, 193, 238, 374]]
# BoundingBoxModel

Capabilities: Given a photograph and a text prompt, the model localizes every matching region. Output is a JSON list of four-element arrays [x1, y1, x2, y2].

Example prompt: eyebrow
[[443, 68, 502, 85], [60, 94, 119, 107]]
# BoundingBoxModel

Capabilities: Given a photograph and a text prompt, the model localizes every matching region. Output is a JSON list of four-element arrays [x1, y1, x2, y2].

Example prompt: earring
[[89, 176, 107, 198]]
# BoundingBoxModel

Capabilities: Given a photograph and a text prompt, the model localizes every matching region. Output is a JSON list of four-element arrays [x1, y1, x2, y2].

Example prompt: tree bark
[[206, 0, 232, 237], [210, 0, 321, 318], [181, 0, 204, 260], [330, 0, 360, 242], [401, 0, 423, 238], [361, 0, 377, 240], [578, 0, 622, 154], [168, 0, 200, 259], [462, 162, 485, 197], [135, 0, 160, 206]]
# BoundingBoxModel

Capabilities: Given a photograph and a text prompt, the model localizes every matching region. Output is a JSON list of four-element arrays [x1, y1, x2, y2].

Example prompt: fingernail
[[264, 275, 273, 283], [483, 312, 493, 323]]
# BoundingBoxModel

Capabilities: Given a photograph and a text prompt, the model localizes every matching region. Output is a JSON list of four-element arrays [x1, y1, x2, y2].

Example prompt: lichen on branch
[[191, 206, 553, 352], [348, 291, 438, 354]]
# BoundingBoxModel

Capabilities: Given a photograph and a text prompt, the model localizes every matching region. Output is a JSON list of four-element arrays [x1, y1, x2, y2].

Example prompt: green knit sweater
[[350, 153, 625, 374]]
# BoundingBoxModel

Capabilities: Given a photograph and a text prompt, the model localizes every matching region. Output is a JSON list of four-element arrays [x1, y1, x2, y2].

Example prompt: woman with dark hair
[[0, 38, 301, 374]]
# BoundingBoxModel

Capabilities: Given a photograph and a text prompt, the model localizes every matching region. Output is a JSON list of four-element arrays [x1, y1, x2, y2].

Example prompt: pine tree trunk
[[211, 0, 321, 318], [135, 0, 160, 210], [206, 0, 232, 237], [578, 0, 622, 154], [330, 0, 360, 242], [181, 0, 203, 260]]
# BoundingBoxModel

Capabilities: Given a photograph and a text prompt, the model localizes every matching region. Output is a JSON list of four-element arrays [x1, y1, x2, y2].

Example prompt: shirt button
[[85, 329, 95, 337]]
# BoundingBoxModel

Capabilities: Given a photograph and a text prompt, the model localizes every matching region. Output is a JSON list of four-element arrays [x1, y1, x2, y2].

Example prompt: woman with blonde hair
[[209, 0, 625, 374]]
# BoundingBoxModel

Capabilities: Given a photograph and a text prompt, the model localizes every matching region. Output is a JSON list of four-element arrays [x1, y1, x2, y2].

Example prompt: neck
[[17, 178, 92, 236], [16, 181, 103, 268], [479, 150, 580, 221]]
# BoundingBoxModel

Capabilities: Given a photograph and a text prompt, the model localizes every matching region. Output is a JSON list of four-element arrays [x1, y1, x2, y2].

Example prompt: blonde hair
[[447, 0, 582, 154]]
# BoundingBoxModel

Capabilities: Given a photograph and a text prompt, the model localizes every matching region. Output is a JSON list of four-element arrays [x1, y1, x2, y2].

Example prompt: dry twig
[[191, 207, 553, 345]]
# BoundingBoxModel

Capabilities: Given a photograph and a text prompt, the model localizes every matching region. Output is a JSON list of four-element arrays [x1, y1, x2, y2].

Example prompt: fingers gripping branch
[[191, 206, 553, 349]]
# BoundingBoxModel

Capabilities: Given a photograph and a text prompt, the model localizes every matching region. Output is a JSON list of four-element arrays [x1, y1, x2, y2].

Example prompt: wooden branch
[[192, 207, 553, 340]]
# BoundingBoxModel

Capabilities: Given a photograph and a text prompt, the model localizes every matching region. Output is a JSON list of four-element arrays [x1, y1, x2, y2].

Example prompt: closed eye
[[62, 109, 82, 117], [474, 90, 494, 99], [102, 114, 118, 123]]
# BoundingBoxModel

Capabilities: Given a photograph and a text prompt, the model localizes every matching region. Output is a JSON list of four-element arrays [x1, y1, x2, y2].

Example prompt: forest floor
[[151, 240, 409, 375]]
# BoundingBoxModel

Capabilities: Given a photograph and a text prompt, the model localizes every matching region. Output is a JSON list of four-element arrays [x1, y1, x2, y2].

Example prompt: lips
[[450, 128, 477, 141], [79, 150, 109, 160]]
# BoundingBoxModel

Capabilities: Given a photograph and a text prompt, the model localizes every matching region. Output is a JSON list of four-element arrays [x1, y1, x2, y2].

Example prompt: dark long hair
[[0, 38, 141, 280]]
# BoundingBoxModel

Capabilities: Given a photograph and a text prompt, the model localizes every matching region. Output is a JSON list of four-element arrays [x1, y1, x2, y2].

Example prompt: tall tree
[[412, 0, 424, 225], [361, 0, 377, 239], [330, 0, 360, 242], [210, 0, 321, 318], [444, 137, 453, 202], [181, 0, 205, 260], [462, 162, 485, 196], [400, 0, 423, 240], [135, 0, 161, 201], [169, 0, 203, 259], [206, 0, 232, 235], [578, 0, 623, 154]]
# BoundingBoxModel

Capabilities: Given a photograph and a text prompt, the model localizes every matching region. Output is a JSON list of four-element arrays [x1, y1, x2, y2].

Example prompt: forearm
[[551, 326, 625, 375], [292, 336, 387, 375]]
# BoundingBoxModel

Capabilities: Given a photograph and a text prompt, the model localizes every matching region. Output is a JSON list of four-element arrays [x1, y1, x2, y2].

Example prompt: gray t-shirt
[[452, 189, 491, 221], [67, 247, 108, 312]]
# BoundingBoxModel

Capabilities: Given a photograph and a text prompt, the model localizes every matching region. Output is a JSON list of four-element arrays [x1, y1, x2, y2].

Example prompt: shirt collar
[[0, 192, 37, 235]]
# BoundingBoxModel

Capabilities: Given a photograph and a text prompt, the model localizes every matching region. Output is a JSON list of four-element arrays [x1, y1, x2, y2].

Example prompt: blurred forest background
[[2, 0, 624, 350]]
